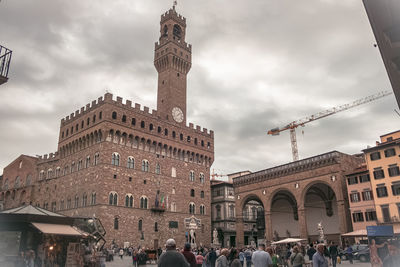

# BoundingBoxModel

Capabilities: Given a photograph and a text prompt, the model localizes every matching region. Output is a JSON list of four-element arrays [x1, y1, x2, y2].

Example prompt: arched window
[[140, 196, 148, 209], [138, 219, 143, 231], [56, 167, 61, 177], [171, 202, 177, 212], [3, 178, 8, 190], [172, 187, 176, 194], [180, 133, 183, 140], [131, 118, 136, 126], [199, 173, 205, 183], [112, 111, 117, 119], [71, 162, 75, 173], [149, 124, 154, 131], [14, 176, 20, 188], [201, 191, 204, 198], [189, 171, 195, 182], [111, 153, 120, 166], [85, 156, 90, 168], [200, 205, 205, 215], [141, 160, 149, 172], [109, 192, 118, 206], [122, 115, 126, 123], [157, 126, 162, 133], [74, 195, 79, 208], [47, 169, 53, 179], [154, 222, 158, 232], [82, 193, 87, 207], [190, 189, 195, 197], [127, 157, 135, 169], [141, 121, 145, 128], [39, 170, 45, 180], [78, 159, 83, 170], [91, 192, 96, 205], [125, 194, 133, 208], [114, 217, 119, 230], [26, 174, 32, 186], [172, 131, 176, 138], [155, 163, 161, 175], [94, 153, 100, 166], [189, 203, 195, 214], [164, 129, 168, 136]]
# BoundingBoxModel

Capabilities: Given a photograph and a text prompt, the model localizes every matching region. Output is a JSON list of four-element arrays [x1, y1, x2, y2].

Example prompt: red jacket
[[182, 250, 196, 267]]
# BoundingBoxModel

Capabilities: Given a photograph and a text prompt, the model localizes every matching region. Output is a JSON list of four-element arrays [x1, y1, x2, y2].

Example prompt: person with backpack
[[215, 248, 229, 267]]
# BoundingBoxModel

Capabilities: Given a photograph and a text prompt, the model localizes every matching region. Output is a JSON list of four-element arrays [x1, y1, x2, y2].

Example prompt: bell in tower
[[154, 5, 192, 124]]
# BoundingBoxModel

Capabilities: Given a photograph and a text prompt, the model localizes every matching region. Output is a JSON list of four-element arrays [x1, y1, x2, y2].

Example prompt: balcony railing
[[150, 205, 165, 212], [0, 45, 12, 85], [377, 216, 400, 224]]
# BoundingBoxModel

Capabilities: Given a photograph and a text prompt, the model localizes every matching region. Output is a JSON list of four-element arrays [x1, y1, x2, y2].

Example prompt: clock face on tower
[[172, 107, 184, 123]]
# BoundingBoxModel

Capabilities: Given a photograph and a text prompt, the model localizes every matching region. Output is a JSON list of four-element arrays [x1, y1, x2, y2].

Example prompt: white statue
[[317, 221, 325, 243], [190, 229, 196, 244], [213, 228, 218, 244]]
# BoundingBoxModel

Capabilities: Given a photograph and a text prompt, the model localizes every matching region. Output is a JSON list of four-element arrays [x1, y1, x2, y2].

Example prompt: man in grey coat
[[158, 239, 189, 267]]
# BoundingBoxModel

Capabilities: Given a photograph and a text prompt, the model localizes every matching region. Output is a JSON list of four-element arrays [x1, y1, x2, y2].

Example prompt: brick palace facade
[[0, 5, 214, 248]]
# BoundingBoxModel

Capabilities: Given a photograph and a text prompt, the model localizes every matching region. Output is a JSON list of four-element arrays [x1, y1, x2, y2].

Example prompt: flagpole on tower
[[173, 1, 177, 9]]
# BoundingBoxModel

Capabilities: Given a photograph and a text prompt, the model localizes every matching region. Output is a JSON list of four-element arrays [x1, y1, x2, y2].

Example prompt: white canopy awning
[[32, 222, 83, 236], [271, 238, 305, 244]]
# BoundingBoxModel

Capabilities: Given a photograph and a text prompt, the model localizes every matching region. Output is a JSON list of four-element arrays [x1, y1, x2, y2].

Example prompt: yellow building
[[363, 130, 400, 232]]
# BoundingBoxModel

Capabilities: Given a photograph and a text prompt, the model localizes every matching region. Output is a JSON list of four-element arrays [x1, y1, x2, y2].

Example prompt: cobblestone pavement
[[105, 256, 370, 267]]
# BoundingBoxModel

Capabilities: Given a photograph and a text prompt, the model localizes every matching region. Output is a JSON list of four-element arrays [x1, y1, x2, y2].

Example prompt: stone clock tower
[[154, 6, 191, 124]]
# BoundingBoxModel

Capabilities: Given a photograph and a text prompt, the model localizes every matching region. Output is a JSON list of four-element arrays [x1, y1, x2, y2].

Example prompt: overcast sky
[[0, 0, 398, 176]]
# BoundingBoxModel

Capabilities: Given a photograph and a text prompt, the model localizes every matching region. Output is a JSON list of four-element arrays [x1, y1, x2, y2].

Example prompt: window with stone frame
[[112, 111, 117, 119], [125, 194, 134, 208], [362, 190, 373, 201], [190, 189, 195, 197], [140, 197, 148, 209], [39, 170, 45, 180], [370, 152, 381, 161], [47, 169, 53, 179], [94, 153, 100, 166], [347, 176, 358, 185], [171, 202, 177, 212], [384, 148, 396, 157], [60, 200, 64, 210], [376, 186, 388, 198], [216, 205, 221, 219], [74, 195, 79, 208], [200, 205, 205, 215], [154, 222, 158, 232], [141, 160, 149, 172], [127, 157, 135, 169], [138, 219, 143, 231], [85, 156, 90, 168], [111, 153, 120, 166], [189, 203, 195, 214], [365, 211, 377, 221], [381, 205, 391, 222], [64, 166, 69, 175], [189, 171, 195, 182], [388, 165, 400, 177], [199, 173, 205, 183], [200, 191, 204, 198], [26, 174, 32, 186], [78, 159, 83, 170], [392, 183, 400, 196], [82, 193, 87, 207], [373, 168, 385, 179], [55, 167, 61, 177], [91, 192, 96, 205], [352, 212, 364, 222], [109, 192, 118, 206], [155, 163, 161, 175], [359, 174, 370, 183], [350, 192, 361, 202], [71, 162, 75, 173], [67, 198, 71, 209]]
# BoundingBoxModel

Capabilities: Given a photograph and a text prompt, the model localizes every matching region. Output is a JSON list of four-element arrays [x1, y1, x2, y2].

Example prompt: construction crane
[[267, 90, 393, 161]]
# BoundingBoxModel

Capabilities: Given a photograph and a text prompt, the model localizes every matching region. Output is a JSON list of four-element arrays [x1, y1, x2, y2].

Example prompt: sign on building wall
[[366, 226, 394, 237]]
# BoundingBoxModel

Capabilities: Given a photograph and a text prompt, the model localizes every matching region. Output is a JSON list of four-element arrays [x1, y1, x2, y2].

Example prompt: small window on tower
[[122, 115, 127, 123], [141, 121, 145, 128], [177, 73, 180, 77], [132, 118, 136, 126], [149, 124, 154, 131], [163, 25, 168, 37], [112, 112, 117, 120]]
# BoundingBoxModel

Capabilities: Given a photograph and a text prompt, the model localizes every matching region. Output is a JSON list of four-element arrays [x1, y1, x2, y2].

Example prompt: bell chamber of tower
[[154, 6, 192, 125]]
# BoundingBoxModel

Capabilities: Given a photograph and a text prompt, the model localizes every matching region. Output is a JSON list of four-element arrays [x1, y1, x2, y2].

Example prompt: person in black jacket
[[329, 242, 338, 267], [307, 244, 316, 261]]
